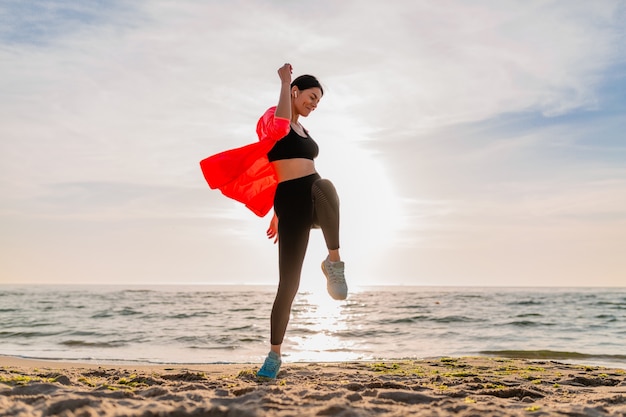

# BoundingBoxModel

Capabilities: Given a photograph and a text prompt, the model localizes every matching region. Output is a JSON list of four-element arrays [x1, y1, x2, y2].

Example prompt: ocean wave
[[393, 304, 429, 309], [433, 315, 482, 323], [335, 329, 402, 338], [0, 330, 65, 338], [506, 320, 556, 327], [68, 331, 99, 337], [597, 303, 626, 310], [188, 345, 238, 351], [594, 314, 617, 321], [167, 311, 216, 319], [59, 340, 126, 348], [91, 311, 114, 319], [2, 285, 625, 365], [453, 294, 487, 299], [377, 315, 482, 325], [117, 308, 142, 316], [508, 300, 545, 306], [174, 336, 202, 343], [19, 321, 60, 328], [378, 315, 430, 324], [238, 336, 264, 343], [227, 325, 254, 331]]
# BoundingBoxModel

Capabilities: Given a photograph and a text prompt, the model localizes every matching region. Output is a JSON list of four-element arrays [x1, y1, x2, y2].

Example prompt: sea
[[1, 285, 625, 368]]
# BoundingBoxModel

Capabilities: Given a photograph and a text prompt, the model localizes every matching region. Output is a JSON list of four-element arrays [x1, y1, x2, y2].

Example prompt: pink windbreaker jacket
[[199, 107, 290, 217]]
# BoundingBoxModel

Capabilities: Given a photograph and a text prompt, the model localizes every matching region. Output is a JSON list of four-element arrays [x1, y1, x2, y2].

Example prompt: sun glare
[[285, 290, 363, 362], [319, 140, 405, 284]]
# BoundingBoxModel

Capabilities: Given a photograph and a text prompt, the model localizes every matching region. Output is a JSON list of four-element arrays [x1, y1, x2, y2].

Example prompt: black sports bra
[[267, 128, 319, 162]]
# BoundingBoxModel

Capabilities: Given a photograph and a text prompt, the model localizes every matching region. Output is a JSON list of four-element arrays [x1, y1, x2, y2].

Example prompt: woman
[[200, 63, 347, 379]]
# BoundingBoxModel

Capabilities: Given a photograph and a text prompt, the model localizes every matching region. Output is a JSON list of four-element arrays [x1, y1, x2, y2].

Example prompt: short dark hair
[[291, 75, 324, 96]]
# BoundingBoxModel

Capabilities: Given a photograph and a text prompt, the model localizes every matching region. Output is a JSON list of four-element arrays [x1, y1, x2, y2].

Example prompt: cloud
[[357, 1, 624, 128], [1, 0, 625, 285]]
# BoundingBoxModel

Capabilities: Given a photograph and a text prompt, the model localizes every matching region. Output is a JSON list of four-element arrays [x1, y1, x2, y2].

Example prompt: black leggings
[[270, 173, 340, 345]]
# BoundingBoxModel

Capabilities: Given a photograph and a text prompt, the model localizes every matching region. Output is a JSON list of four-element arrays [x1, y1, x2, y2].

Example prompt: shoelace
[[327, 265, 345, 283], [328, 275, 345, 284], [262, 357, 280, 372]]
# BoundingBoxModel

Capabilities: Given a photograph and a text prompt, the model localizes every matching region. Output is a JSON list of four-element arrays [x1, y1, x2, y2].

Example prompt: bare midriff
[[271, 158, 317, 183]]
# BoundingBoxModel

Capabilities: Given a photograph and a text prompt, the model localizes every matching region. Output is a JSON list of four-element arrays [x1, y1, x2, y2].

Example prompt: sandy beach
[[1, 356, 625, 416]]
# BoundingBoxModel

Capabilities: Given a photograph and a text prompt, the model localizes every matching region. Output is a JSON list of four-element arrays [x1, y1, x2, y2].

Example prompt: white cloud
[[0, 0, 624, 285], [338, 1, 622, 130]]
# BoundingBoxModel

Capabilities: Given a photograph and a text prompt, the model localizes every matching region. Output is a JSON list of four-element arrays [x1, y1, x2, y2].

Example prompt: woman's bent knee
[[312, 179, 339, 205]]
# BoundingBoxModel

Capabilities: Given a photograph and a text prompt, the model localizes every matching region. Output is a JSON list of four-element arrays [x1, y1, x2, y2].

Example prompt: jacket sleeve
[[256, 106, 291, 142], [199, 140, 274, 190]]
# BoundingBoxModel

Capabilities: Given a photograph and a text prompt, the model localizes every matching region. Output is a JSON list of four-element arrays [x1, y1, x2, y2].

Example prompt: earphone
[[294, 91, 298, 98]]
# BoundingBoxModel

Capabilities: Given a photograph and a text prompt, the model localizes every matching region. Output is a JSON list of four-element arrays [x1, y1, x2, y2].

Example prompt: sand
[[1, 355, 625, 416]]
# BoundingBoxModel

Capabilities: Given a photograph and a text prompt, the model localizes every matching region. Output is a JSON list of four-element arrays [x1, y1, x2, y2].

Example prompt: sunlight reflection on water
[[286, 290, 366, 362]]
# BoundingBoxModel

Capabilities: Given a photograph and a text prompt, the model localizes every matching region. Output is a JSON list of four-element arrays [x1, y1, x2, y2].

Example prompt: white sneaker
[[321, 257, 348, 300]]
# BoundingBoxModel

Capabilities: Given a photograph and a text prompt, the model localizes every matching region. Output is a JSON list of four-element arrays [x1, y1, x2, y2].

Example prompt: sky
[[1, 0, 625, 288]]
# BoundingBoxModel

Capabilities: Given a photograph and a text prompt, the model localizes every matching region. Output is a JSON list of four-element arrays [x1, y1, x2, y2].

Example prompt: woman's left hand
[[267, 213, 279, 244], [277, 63, 292, 85]]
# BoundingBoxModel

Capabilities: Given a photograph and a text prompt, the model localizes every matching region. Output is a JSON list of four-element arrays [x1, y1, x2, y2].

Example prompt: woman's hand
[[266, 213, 279, 244], [275, 63, 293, 121], [277, 63, 292, 85]]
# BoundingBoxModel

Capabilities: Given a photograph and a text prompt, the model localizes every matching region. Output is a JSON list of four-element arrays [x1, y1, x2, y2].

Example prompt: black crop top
[[267, 128, 319, 162]]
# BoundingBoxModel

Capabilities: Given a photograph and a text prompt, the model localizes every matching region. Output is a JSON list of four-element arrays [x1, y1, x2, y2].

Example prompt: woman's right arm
[[274, 63, 293, 121]]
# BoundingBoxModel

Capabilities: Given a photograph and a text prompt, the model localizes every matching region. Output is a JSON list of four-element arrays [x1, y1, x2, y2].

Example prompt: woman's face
[[293, 87, 322, 117]]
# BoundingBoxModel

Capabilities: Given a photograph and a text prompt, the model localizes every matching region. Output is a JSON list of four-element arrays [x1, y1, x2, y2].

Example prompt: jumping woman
[[200, 63, 347, 379]]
